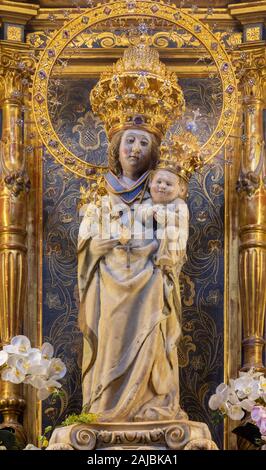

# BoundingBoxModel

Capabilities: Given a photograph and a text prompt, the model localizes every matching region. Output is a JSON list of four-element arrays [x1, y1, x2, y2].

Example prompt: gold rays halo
[[32, 0, 238, 180]]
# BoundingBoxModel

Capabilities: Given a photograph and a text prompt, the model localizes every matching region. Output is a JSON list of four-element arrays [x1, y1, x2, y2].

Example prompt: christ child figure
[[149, 168, 189, 274]]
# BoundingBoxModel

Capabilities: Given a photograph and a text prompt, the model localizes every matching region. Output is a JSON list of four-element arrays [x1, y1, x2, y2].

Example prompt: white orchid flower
[[209, 368, 266, 427], [1, 365, 25, 384], [25, 357, 66, 382], [215, 382, 229, 398], [24, 354, 66, 382], [12, 351, 43, 375], [240, 398, 256, 412], [2, 354, 30, 383], [0, 350, 8, 367], [208, 383, 229, 411], [36, 379, 62, 401], [1, 335, 66, 400], [27, 345, 55, 375], [227, 404, 245, 420], [208, 394, 224, 411], [27, 359, 51, 378], [24, 375, 45, 388], [227, 390, 240, 405], [6, 354, 28, 375], [48, 358, 66, 380], [41, 343, 54, 360], [258, 376, 266, 401], [24, 375, 62, 399], [219, 401, 231, 415], [3, 335, 38, 357], [227, 382, 255, 411], [234, 375, 260, 400]]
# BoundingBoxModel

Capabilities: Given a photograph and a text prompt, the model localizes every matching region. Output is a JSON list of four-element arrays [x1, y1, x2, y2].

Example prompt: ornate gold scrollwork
[[32, 1, 238, 179], [0, 44, 34, 446], [234, 48, 266, 372]]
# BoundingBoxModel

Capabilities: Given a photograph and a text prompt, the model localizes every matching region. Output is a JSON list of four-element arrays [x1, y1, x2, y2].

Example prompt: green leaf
[[60, 412, 98, 427], [44, 426, 53, 435], [210, 410, 224, 426], [51, 390, 64, 399]]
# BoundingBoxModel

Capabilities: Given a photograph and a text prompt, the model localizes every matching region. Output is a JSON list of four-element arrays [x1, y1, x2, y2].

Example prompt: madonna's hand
[[90, 237, 120, 257]]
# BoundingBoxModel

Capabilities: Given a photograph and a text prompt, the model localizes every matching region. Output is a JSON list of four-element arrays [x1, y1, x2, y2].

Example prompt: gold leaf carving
[[246, 27, 261, 42], [6, 25, 22, 42]]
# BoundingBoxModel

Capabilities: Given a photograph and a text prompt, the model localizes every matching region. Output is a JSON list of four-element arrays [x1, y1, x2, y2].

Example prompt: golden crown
[[90, 37, 185, 142], [158, 132, 203, 182]]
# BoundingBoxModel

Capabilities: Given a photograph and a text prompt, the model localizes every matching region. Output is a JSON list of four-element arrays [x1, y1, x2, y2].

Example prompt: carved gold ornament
[[158, 132, 202, 182], [245, 26, 261, 42], [32, 1, 238, 180], [27, 29, 242, 51], [6, 25, 23, 42]]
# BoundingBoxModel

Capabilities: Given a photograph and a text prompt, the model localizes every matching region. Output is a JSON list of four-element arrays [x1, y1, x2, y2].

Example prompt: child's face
[[150, 169, 181, 204]]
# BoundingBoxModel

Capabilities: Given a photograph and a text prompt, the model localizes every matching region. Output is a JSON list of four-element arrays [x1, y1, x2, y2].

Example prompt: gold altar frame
[[1, 1, 266, 451]]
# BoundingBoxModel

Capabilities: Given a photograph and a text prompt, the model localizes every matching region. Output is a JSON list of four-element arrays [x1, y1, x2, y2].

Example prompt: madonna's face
[[119, 129, 153, 179]]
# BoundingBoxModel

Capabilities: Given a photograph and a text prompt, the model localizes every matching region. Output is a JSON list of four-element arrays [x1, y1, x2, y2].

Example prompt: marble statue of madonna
[[77, 40, 187, 422]]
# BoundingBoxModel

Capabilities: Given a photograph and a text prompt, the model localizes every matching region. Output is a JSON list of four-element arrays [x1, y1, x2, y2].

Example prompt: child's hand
[[153, 205, 166, 225], [119, 225, 131, 245]]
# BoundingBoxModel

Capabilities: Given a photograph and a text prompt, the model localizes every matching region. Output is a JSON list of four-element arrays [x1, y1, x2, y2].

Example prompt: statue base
[[47, 419, 218, 450]]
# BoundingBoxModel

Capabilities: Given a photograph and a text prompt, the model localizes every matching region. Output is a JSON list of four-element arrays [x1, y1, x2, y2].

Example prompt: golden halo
[[32, 0, 238, 180]]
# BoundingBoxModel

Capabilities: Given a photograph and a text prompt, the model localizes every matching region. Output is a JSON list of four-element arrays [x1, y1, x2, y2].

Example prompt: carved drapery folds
[[0, 45, 33, 444], [236, 48, 266, 371]]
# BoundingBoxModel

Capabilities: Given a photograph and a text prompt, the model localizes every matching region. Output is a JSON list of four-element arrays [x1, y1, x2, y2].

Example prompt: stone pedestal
[[47, 420, 218, 450]]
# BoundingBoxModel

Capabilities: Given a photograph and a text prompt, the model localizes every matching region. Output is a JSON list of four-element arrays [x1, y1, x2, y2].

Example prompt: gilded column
[[0, 46, 32, 444], [236, 48, 266, 371]]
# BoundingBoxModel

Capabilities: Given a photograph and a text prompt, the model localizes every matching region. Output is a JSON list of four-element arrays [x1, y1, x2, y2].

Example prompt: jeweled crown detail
[[90, 38, 185, 141]]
